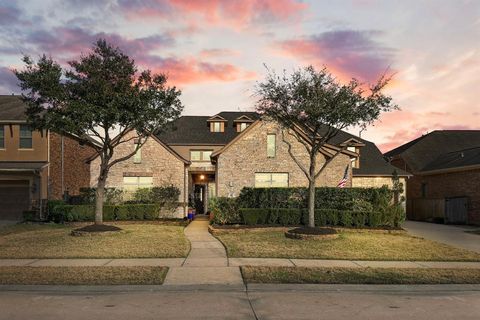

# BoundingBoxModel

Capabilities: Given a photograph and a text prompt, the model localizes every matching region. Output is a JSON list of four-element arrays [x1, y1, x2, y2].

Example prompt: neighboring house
[[0, 95, 97, 220], [385, 130, 480, 225], [91, 111, 408, 218]]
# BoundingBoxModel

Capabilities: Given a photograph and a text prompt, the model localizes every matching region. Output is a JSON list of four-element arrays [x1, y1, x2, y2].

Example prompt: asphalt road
[[0, 284, 479, 320]]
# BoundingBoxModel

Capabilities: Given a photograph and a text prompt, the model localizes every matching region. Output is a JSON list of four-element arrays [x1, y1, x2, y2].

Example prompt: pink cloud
[[118, 0, 307, 29], [277, 30, 395, 83], [199, 48, 240, 59]]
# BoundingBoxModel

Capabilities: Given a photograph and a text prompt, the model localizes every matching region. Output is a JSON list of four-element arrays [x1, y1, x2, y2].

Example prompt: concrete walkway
[[163, 215, 244, 285], [403, 221, 480, 254]]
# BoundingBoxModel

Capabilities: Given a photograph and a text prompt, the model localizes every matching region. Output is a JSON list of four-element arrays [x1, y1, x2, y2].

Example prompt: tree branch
[[281, 129, 310, 180], [106, 135, 150, 169], [314, 146, 347, 180]]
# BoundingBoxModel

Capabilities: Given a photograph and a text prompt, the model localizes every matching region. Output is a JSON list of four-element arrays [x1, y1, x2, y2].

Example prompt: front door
[[193, 184, 206, 214]]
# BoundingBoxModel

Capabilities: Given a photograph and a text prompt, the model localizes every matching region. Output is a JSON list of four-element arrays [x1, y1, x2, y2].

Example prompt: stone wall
[[89, 132, 187, 218], [49, 133, 97, 199], [216, 121, 352, 197]]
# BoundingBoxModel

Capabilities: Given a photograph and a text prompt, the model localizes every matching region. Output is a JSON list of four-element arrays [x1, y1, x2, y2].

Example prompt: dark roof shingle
[[0, 95, 27, 121]]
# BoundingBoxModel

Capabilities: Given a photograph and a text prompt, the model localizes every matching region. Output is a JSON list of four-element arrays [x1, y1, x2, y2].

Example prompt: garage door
[[0, 180, 30, 220]]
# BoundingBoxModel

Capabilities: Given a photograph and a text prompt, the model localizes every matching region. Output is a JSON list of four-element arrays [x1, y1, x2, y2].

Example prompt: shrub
[[277, 208, 302, 226], [239, 208, 270, 225], [22, 210, 37, 221], [49, 204, 160, 222], [115, 204, 159, 220], [209, 197, 240, 225], [77, 187, 123, 205]]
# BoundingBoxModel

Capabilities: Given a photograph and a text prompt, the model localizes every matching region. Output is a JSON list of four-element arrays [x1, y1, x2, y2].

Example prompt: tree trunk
[[307, 178, 315, 228], [95, 167, 107, 225], [307, 152, 317, 228]]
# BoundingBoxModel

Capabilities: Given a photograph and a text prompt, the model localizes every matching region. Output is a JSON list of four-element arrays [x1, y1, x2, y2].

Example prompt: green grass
[[0, 223, 189, 258], [242, 266, 480, 284], [213, 228, 480, 261], [0, 266, 168, 285]]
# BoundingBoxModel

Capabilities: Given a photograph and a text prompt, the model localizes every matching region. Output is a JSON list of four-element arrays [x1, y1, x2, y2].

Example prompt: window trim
[[0, 125, 4, 149], [267, 134, 276, 158], [19, 125, 33, 149], [254, 172, 289, 188], [211, 122, 222, 132], [190, 149, 213, 162]]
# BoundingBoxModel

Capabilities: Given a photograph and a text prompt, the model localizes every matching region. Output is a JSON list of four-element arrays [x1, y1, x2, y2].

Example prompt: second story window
[[238, 122, 249, 132], [212, 122, 222, 132], [0, 125, 4, 149], [191, 150, 212, 162], [267, 134, 276, 158], [19, 125, 32, 149], [347, 146, 360, 168], [133, 139, 142, 164]]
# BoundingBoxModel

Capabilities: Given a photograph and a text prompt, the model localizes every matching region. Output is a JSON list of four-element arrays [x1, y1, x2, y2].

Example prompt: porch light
[[200, 174, 205, 180]]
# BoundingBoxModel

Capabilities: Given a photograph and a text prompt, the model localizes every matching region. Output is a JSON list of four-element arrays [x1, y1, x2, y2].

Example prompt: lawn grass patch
[[0, 266, 168, 285], [0, 224, 189, 258], [214, 228, 480, 261], [241, 266, 480, 284]]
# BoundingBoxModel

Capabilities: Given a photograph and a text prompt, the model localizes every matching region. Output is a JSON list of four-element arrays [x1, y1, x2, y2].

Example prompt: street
[[0, 285, 479, 320]]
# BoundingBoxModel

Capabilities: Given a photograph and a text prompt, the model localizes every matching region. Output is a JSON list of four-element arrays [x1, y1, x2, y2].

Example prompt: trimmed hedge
[[50, 204, 160, 223], [209, 197, 240, 225], [238, 186, 393, 211]]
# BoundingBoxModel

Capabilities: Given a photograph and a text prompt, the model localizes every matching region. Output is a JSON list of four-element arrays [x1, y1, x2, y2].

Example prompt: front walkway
[[403, 221, 480, 254], [163, 215, 244, 285]]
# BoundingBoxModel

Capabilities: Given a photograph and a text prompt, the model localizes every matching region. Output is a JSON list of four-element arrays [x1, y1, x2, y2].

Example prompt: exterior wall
[[169, 145, 223, 162], [352, 176, 407, 209], [216, 121, 352, 197], [0, 124, 48, 161], [409, 169, 480, 225], [89, 132, 187, 218], [48, 133, 97, 200]]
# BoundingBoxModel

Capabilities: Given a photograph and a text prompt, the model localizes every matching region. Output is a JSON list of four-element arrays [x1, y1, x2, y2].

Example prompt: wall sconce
[[200, 174, 205, 180]]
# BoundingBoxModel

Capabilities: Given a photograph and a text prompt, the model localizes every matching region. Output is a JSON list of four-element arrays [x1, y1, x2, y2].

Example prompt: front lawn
[[0, 223, 189, 258], [242, 266, 480, 284], [0, 266, 168, 285], [213, 228, 480, 261]]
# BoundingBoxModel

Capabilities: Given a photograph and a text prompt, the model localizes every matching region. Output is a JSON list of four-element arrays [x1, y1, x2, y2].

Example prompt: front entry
[[190, 173, 215, 215], [193, 184, 206, 214]]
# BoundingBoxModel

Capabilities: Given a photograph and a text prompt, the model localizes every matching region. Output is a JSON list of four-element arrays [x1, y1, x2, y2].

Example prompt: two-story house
[[0, 95, 97, 220], [89, 111, 408, 218]]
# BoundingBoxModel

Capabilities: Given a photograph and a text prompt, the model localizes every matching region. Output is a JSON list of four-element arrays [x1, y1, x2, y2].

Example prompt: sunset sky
[[0, 0, 479, 151]]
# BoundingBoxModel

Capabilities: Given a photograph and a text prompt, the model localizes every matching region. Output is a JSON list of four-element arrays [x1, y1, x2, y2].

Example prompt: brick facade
[[89, 132, 187, 217], [48, 133, 97, 200], [216, 121, 352, 197]]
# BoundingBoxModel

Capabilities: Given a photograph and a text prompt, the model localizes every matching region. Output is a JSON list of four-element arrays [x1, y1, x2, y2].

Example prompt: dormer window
[[212, 122, 222, 132], [237, 122, 249, 132], [234, 115, 254, 132]]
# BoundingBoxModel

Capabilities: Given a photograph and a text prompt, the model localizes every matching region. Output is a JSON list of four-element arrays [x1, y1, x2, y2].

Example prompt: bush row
[[237, 187, 393, 211], [50, 204, 161, 223], [239, 207, 404, 228]]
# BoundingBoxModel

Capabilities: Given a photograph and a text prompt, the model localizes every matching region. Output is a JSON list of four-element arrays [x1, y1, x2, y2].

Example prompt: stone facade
[[216, 121, 352, 197], [49, 133, 97, 199], [89, 131, 187, 217]]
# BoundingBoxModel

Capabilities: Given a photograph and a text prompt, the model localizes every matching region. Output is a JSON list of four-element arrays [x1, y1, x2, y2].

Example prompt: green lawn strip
[[0, 224, 189, 259], [241, 266, 480, 284], [213, 229, 480, 261], [0, 266, 168, 285]]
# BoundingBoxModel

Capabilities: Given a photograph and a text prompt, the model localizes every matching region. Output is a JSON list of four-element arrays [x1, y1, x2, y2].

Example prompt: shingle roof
[[155, 111, 259, 145], [422, 147, 480, 172], [0, 95, 27, 121], [329, 131, 410, 177], [384, 130, 480, 172]]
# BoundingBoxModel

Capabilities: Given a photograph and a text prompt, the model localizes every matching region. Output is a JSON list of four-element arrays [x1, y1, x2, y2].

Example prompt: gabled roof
[[329, 131, 410, 177], [0, 95, 27, 122], [155, 111, 260, 145], [384, 130, 480, 173], [207, 114, 227, 122], [421, 146, 480, 173], [233, 115, 255, 122]]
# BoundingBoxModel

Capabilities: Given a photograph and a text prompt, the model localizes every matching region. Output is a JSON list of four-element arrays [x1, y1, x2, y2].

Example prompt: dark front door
[[445, 197, 468, 224], [193, 184, 206, 214], [0, 180, 30, 220]]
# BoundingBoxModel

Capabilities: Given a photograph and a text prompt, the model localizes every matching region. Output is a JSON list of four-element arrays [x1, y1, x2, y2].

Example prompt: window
[[190, 150, 213, 162], [347, 146, 359, 168], [421, 183, 427, 198], [0, 125, 4, 149], [255, 173, 289, 188], [123, 176, 153, 192], [212, 122, 222, 132], [19, 125, 32, 149], [267, 134, 276, 157], [238, 122, 249, 132], [133, 140, 142, 163]]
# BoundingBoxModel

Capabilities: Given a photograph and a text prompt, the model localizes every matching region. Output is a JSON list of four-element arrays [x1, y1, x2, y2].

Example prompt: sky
[[0, 0, 479, 152]]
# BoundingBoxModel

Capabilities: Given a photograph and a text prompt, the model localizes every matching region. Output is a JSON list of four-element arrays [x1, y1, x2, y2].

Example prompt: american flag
[[337, 165, 349, 188]]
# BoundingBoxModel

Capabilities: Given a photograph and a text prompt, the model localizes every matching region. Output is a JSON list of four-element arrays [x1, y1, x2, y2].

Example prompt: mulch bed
[[210, 224, 404, 234], [285, 227, 339, 240], [71, 224, 123, 236]]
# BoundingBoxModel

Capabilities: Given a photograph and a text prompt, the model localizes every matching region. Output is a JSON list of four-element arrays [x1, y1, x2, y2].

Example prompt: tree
[[255, 65, 397, 228], [14, 39, 183, 225]]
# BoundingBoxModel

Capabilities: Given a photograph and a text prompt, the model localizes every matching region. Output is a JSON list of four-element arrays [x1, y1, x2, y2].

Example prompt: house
[[385, 130, 480, 225], [0, 95, 97, 220], [90, 111, 408, 218]]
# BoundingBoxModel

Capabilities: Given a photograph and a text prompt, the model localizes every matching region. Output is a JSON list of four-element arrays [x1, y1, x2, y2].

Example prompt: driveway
[[403, 221, 480, 254]]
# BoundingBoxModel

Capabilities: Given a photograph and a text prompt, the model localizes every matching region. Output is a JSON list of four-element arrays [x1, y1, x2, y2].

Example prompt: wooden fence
[[407, 198, 445, 221]]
